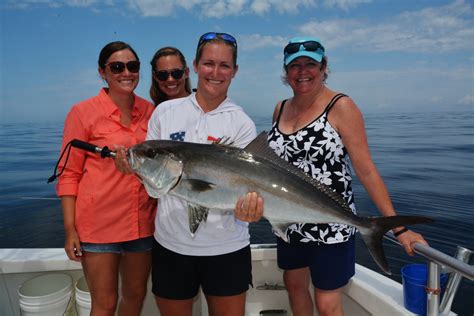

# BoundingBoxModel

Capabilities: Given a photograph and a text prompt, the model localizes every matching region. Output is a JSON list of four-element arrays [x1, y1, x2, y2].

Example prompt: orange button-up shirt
[[56, 88, 157, 243]]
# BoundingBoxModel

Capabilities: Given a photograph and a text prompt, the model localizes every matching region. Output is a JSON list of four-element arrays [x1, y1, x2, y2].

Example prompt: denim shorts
[[81, 236, 154, 254]]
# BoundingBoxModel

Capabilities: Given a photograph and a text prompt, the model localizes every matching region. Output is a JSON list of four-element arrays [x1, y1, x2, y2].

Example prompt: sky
[[0, 0, 473, 123]]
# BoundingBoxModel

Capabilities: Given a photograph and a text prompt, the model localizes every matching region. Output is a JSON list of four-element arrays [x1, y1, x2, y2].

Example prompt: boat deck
[[0, 247, 423, 316]]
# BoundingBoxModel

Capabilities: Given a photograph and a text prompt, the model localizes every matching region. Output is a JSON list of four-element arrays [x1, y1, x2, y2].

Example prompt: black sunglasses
[[284, 41, 325, 55], [154, 68, 185, 81], [106, 61, 140, 74], [197, 32, 237, 49]]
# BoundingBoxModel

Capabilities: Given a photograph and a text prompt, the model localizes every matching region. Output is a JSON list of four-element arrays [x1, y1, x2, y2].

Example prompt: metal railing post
[[426, 262, 441, 316], [439, 246, 473, 314]]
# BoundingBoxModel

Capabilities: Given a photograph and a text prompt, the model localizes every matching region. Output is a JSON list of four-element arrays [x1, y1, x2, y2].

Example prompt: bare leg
[[314, 288, 344, 316], [118, 251, 151, 316], [82, 252, 120, 316], [283, 268, 313, 316], [155, 296, 194, 316], [206, 293, 246, 316]]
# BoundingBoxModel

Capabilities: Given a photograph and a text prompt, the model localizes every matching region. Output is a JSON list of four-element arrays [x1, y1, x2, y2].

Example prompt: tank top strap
[[323, 93, 347, 122], [275, 99, 288, 124]]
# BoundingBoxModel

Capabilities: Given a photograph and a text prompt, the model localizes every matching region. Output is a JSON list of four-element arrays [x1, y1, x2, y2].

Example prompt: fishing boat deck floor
[[1, 248, 429, 315]]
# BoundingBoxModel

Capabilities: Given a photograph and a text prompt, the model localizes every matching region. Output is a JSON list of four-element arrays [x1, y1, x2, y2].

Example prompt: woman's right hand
[[64, 228, 82, 262], [235, 192, 264, 223]]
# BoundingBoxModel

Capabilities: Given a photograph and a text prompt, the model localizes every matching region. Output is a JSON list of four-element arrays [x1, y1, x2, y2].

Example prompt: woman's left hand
[[396, 229, 429, 256], [235, 192, 264, 223], [114, 145, 134, 174]]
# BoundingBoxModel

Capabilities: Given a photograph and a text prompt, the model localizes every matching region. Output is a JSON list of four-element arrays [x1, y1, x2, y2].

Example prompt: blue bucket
[[401, 264, 448, 315]]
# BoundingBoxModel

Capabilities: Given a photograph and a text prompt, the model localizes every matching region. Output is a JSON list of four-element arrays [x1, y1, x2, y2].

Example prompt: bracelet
[[394, 227, 409, 237]]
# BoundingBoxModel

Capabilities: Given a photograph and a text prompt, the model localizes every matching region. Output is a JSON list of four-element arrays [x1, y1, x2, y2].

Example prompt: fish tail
[[359, 215, 434, 275]]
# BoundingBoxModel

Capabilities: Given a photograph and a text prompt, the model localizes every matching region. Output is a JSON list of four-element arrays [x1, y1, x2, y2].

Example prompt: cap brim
[[284, 51, 323, 65]]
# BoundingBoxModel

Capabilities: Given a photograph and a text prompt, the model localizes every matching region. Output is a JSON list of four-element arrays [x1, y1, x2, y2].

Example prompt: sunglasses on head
[[154, 68, 185, 81], [284, 41, 325, 55], [198, 32, 237, 49], [106, 61, 140, 74]]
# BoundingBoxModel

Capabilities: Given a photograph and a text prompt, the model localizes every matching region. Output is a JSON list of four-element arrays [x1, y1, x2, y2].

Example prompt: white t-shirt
[[147, 93, 257, 255]]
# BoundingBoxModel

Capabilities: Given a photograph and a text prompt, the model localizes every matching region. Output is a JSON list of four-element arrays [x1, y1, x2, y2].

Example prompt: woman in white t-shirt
[[116, 32, 263, 316]]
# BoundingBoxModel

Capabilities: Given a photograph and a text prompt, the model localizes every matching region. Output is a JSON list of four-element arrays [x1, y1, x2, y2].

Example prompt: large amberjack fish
[[127, 132, 433, 274]]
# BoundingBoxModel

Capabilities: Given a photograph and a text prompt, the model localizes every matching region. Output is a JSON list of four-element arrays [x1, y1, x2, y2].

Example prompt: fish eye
[[146, 148, 156, 158]]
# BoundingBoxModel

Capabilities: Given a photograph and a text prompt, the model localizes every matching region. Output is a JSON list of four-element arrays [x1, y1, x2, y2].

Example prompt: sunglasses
[[106, 61, 140, 74], [197, 32, 237, 49], [154, 68, 185, 81], [284, 41, 325, 55]]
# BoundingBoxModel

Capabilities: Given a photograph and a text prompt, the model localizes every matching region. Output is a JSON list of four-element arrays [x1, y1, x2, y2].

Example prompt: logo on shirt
[[170, 131, 185, 141], [207, 135, 218, 142]]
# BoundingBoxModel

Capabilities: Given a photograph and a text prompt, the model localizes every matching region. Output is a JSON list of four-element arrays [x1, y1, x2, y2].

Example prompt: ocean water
[[1, 110, 473, 315]]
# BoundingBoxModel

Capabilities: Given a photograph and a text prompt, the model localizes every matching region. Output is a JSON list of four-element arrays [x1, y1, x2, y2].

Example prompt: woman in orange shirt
[[56, 41, 156, 316]]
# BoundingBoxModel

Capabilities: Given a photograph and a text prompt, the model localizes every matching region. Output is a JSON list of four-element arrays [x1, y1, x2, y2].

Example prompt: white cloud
[[323, 0, 372, 11], [297, 0, 474, 53], [126, 0, 201, 17], [4, 0, 320, 17], [250, 0, 271, 15], [239, 34, 287, 51], [127, 0, 317, 17], [200, 0, 247, 18], [264, 0, 316, 15], [63, 0, 102, 7], [4, 0, 104, 9]]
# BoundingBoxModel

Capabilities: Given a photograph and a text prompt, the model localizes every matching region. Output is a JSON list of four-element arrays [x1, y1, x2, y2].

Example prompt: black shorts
[[277, 236, 355, 290], [151, 240, 252, 299]]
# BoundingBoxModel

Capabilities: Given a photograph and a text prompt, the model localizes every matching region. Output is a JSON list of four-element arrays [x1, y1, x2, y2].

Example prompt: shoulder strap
[[324, 93, 347, 122], [275, 99, 288, 124]]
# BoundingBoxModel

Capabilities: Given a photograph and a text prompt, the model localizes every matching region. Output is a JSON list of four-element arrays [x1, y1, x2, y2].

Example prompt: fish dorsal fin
[[244, 131, 275, 157], [244, 131, 351, 212]]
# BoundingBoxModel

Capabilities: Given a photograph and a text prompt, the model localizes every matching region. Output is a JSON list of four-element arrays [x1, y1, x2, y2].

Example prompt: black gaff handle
[[47, 139, 117, 183], [71, 139, 116, 158]]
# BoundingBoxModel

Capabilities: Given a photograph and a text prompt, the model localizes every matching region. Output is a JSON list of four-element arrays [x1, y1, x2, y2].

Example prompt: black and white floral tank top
[[268, 93, 357, 244]]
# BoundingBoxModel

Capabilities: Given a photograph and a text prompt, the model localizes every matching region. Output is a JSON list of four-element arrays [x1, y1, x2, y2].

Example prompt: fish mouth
[[125, 147, 183, 198], [127, 148, 140, 172], [126, 148, 146, 184]]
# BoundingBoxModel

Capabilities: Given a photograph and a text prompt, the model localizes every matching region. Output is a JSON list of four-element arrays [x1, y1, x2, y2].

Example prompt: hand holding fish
[[235, 192, 264, 223], [114, 145, 134, 174]]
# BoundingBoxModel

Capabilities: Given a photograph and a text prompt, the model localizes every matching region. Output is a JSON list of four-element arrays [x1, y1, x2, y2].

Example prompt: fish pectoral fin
[[181, 179, 216, 192], [187, 203, 210, 235], [268, 220, 293, 243]]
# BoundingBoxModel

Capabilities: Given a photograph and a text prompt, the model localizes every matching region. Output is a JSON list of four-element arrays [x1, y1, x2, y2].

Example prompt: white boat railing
[[385, 232, 473, 316]]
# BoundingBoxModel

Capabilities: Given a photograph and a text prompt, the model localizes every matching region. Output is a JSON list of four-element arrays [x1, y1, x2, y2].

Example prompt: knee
[[92, 292, 118, 313], [315, 304, 340, 316], [283, 274, 307, 294], [121, 284, 147, 303], [314, 293, 342, 316]]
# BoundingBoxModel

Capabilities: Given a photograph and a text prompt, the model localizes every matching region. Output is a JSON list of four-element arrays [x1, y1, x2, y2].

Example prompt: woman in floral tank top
[[268, 36, 428, 316]]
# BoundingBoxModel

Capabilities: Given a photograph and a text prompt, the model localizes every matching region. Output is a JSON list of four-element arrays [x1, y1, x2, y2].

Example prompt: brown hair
[[149, 47, 192, 106], [98, 41, 139, 69]]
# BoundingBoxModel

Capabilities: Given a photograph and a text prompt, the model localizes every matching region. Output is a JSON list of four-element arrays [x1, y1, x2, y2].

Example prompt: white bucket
[[18, 273, 73, 316], [75, 276, 91, 316]]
